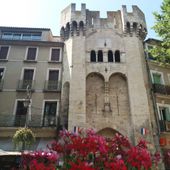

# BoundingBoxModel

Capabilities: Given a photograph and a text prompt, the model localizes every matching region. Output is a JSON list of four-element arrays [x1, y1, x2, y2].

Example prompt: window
[[115, 50, 120, 62], [0, 46, 9, 60], [98, 50, 103, 62], [0, 68, 5, 90], [31, 33, 41, 40], [158, 105, 170, 132], [159, 107, 170, 121], [153, 73, 161, 84], [151, 71, 164, 85], [13, 33, 21, 40], [108, 50, 113, 62], [22, 33, 32, 40], [26, 47, 37, 61], [2, 32, 42, 41], [42, 101, 57, 126], [2, 33, 12, 39], [15, 100, 27, 126], [50, 48, 60, 62], [126, 22, 130, 33], [0, 68, 5, 80], [90, 50, 96, 62], [47, 70, 59, 90], [19, 68, 35, 90], [147, 45, 155, 60]]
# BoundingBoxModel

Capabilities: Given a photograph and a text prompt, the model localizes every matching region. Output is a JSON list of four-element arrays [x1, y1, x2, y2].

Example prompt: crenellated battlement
[[60, 3, 147, 40], [121, 5, 147, 39]]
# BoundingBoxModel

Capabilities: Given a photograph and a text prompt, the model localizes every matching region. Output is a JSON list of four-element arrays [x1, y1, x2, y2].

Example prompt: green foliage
[[13, 128, 35, 150], [150, 0, 170, 64]]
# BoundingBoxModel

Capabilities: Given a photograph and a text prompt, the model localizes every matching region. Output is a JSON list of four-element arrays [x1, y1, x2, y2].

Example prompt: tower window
[[90, 50, 96, 62], [115, 50, 120, 62], [108, 50, 113, 62], [98, 50, 103, 62], [126, 22, 130, 33]]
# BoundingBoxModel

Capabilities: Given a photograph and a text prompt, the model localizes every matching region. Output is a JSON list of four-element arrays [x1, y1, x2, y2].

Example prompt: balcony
[[0, 114, 58, 138], [159, 120, 170, 132], [16, 80, 35, 91], [153, 83, 170, 95], [43, 80, 61, 92], [0, 79, 4, 91], [0, 114, 58, 128]]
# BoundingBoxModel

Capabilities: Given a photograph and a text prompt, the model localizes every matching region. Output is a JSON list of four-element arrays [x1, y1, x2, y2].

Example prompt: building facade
[[0, 4, 169, 158], [145, 38, 170, 162], [59, 3, 155, 146], [0, 27, 64, 149]]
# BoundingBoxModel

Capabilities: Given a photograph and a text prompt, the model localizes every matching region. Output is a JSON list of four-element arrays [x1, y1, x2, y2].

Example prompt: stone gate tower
[[60, 3, 155, 144]]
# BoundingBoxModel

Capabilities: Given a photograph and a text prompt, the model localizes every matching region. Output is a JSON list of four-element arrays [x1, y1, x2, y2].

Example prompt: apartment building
[[145, 38, 170, 158], [0, 27, 64, 150]]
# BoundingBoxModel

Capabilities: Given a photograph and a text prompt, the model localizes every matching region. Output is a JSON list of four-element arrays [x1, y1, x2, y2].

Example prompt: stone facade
[[60, 4, 156, 146]]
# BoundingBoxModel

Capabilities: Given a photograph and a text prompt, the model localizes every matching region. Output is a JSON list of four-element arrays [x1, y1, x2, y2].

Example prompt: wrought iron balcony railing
[[153, 83, 170, 95], [0, 114, 58, 127], [17, 80, 35, 91], [159, 120, 170, 132], [0, 79, 4, 91], [44, 80, 61, 92]]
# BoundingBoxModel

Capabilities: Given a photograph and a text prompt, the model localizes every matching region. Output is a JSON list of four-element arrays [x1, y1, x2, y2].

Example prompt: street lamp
[[23, 85, 31, 127]]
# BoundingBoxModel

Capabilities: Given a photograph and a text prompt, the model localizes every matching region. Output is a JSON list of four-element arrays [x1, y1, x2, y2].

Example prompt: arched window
[[98, 50, 103, 62], [60, 27, 65, 38], [90, 50, 96, 62], [126, 22, 130, 33], [65, 23, 70, 39], [79, 21, 84, 31], [108, 50, 113, 62], [133, 22, 137, 33], [115, 50, 120, 62], [72, 21, 77, 31]]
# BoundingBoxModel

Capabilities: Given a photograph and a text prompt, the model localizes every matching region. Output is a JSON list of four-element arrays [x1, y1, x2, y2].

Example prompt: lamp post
[[23, 85, 31, 127]]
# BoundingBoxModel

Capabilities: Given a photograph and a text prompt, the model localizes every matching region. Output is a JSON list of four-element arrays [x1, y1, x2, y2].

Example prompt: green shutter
[[165, 108, 170, 121], [153, 73, 161, 84]]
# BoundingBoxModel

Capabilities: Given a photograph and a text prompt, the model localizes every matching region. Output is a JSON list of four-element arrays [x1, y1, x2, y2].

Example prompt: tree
[[150, 0, 170, 64], [13, 128, 35, 151]]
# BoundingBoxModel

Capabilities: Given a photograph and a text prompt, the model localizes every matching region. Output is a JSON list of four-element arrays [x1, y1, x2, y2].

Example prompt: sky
[[0, 0, 162, 39]]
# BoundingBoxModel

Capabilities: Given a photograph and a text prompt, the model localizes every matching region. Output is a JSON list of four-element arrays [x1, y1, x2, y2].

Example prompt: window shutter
[[153, 73, 161, 84], [165, 108, 170, 121]]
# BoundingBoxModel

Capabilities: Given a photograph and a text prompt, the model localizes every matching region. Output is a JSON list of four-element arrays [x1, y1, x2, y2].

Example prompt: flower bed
[[21, 129, 161, 170]]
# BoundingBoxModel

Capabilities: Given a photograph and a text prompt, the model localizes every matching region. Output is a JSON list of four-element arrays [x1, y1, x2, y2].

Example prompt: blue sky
[[0, 0, 162, 39]]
